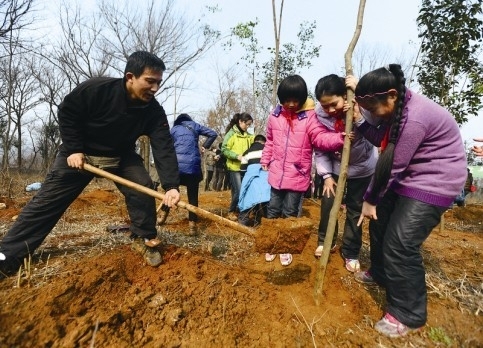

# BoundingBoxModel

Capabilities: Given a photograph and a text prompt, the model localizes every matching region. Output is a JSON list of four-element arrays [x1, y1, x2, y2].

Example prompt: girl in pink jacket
[[261, 75, 345, 266]]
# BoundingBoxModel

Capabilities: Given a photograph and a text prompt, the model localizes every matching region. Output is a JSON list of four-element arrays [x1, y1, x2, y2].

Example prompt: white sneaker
[[280, 253, 293, 266], [345, 258, 361, 272], [265, 253, 276, 262], [314, 245, 337, 258], [314, 245, 324, 258]]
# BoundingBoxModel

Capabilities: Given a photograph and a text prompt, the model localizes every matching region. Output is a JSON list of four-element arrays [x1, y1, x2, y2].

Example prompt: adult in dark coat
[[0, 51, 180, 273]]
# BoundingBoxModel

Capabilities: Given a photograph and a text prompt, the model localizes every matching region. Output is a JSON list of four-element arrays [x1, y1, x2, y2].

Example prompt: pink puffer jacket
[[260, 103, 344, 192]]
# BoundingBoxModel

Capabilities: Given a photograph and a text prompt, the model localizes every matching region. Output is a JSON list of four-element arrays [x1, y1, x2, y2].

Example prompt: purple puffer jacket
[[260, 102, 344, 192]]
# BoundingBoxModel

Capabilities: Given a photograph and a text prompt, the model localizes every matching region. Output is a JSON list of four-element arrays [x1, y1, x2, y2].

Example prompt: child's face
[[355, 89, 398, 119], [357, 97, 396, 120], [319, 95, 345, 118], [238, 119, 253, 132], [282, 99, 301, 112]]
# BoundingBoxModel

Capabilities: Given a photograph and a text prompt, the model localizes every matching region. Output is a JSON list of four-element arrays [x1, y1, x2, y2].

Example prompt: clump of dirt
[[254, 216, 314, 254], [452, 204, 483, 226], [0, 183, 482, 347]]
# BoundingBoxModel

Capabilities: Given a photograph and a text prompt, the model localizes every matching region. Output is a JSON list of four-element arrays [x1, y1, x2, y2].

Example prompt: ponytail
[[225, 113, 241, 134], [363, 64, 406, 202], [224, 112, 254, 134]]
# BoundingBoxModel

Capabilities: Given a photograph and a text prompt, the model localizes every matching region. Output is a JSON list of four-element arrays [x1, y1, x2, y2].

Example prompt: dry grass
[[426, 271, 483, 316], [1, 174, 482, 321]]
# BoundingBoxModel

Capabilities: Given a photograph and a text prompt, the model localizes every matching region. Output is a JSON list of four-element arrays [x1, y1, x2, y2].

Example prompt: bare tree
[[0, 0, 33, 48], [31, 59, 67, 171], [0, 40, 41, 170], [97, 0, 220, 104], [270, 0, 283, 106], [205, 64, 257, 138], [52, 1, 113, 87]]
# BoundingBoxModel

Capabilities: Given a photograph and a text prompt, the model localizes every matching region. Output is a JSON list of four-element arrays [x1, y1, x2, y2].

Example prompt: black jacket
[[58, 77, 179, 190]]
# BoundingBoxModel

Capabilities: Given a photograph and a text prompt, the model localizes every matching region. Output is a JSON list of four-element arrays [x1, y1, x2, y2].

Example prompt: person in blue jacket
[[238, 135, 270, 226], [170, 114, 217, 235]]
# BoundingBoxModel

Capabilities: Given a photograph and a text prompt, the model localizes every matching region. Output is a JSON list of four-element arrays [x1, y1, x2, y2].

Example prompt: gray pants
[[368, 190, 446, 328], [0, 152, 157, 270]]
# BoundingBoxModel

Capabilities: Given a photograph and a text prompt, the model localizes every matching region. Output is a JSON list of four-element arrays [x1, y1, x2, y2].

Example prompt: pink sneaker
[[375, 313, 422, 338], [354, 270, 375, 284]]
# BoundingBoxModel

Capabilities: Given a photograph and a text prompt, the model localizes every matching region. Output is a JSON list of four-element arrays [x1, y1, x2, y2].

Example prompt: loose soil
[[0, 179, 482, 347]]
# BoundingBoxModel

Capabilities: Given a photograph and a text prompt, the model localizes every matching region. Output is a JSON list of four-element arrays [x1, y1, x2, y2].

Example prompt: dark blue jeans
[[0, 152, 157, 269], [318, 175, 372, 259], [267, 188, 303, 218], [228, 171, 242, 212], [368, 190, 446, 328]]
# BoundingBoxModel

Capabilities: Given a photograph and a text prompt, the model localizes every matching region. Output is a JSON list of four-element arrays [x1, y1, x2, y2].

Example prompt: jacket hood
[[174, 113, 193, 126]]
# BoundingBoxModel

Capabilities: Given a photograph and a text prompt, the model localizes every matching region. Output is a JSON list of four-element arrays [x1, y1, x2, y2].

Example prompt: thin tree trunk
[[314, 0, 366, 305], [271, 0, 284, 107]]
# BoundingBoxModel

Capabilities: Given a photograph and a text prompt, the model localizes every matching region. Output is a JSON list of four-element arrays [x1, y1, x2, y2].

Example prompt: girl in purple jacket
[[353, 64, 466, 338], [260, 75, 345, 266]]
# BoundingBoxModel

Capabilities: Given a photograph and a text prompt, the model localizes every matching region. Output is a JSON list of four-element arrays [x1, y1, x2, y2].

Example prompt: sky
[[173, 0, 422, 109], [42, 0, 482, 146], [182, 0, 483, 147]]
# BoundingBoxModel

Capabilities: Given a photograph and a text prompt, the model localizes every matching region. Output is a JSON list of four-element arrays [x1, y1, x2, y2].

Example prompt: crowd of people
[[0, 51, 474, 340]]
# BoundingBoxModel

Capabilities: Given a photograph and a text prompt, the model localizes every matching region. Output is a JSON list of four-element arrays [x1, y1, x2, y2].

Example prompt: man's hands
[[163, 188, 180, 208], [67, 153, 85, 169]]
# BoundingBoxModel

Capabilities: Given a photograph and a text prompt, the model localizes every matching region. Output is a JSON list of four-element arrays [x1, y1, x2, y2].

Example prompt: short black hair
[[315, 74, 346, 100], [124, 51, 166, 78], [254, 134, 266, 143], [277, 75, 308, 106]]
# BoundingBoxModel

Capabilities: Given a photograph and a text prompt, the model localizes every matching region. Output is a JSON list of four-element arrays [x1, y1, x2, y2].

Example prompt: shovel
[[83, 163, 313, 254]]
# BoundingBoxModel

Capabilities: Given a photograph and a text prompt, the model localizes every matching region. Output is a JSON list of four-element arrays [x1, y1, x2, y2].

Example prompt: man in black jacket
[[0, 51, 180, 274]]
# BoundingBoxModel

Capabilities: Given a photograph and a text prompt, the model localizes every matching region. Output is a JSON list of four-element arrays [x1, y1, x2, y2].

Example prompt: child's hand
[[357, 201, 377, 226], [322, 177, 337, 197], [261, 165, 268, 171], [343, 101, 350, 112], [345, 75, 358, 91], [341, 131, 355, 141], [352, 102, 363, 123], [472, 145, 483, 157]]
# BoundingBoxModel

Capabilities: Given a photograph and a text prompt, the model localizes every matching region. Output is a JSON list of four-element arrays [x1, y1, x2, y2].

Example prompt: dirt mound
[[0, 185, 482, 347]]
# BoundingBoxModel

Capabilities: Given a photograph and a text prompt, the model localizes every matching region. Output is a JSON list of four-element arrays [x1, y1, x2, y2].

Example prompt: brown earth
[[0, 179, 482, 347]]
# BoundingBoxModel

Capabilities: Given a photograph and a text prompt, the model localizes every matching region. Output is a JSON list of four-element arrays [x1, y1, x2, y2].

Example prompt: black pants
[[204, 169, 214, 191], [238, 203, 267, 226], [179, 173, 201, 222], [318, 175, 371, 259], [0, 153, 157, 269], [313, 174, 323, 198], [368, 190, 446, 328], [213, 167, 224, 191]]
